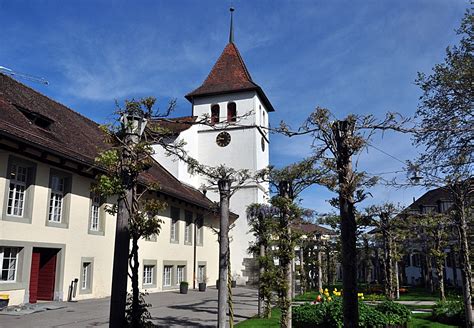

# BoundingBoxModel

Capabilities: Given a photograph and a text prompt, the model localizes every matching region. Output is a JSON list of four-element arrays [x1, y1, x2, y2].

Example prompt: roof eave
[[185, 86, 275, 112]]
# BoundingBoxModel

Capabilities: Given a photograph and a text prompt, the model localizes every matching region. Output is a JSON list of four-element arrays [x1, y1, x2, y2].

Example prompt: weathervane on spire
[[229, 6, 235, 43]]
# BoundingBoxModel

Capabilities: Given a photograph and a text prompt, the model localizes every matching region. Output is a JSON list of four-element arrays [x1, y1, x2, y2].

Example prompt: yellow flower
[[358, 293, 364, 297], [319, 288, 323, 294], [324, 288, 329, 293], [361, 296, 365, 300], [327, 296, 332, 302], [334, 288, 338, 292]]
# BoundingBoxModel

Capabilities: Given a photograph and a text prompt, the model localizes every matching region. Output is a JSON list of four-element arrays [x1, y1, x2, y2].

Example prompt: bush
[[432, 300, 465, 326], [180, 281, 189, 286], [376, 300, 411, 324], [292, 303, 327, 327], [293, 299, 411, 327]]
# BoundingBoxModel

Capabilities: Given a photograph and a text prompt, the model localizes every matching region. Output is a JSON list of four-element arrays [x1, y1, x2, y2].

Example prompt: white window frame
[[49, 175, 65, 223], [176, 265, 185, 284], [90, 193, 101, 231], [171, 219, 178, 241], [163, 266, 172, 287], [198, 265, 205, 283], [143, 265, 154, 285], [7, 164, 28, 217], [0, 247, 19, 282], [196, 215, 204, 246], [81, 262, 91, 290], [184, 211, 193, 244]]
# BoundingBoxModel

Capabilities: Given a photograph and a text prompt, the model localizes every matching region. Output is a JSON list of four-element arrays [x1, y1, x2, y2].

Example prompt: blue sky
[[0, 0, 468, 213]]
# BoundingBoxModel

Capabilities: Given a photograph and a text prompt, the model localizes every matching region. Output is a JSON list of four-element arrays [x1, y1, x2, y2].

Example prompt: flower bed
[[293, 288, 411, 327]]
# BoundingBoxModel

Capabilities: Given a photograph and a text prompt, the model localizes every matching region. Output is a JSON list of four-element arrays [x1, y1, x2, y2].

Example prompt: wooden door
[[29, 252, 40, 303], [37, 250, 57, 301]]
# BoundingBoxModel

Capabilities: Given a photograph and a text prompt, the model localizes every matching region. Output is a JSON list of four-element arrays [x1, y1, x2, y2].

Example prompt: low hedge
[[432, 300, 465, 326], [293, 299, 410, 328]]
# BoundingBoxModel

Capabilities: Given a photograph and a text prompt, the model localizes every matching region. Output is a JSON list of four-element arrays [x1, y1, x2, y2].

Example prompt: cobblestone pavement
[[0, 287, 258, 328]]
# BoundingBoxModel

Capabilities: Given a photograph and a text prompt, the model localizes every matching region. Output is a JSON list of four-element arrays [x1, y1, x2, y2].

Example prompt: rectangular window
[[49, 175, 65, 223], [184, 211, 193, 245], [196, 215, 204, 246], [176, 265, 185, 284], [7, 164, 28, 217], [163, 266, 172, 287], [4, 156, 36, 223], [81, 262, 91, 290], [198, 265, 206, 283], [90, 193, 101, 231], [0, 247, 19, 282], [143, 265, 154, 285], [170, 207, 180, 243]]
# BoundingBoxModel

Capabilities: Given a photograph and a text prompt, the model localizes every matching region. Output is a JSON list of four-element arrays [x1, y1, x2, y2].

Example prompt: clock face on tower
[[216, 131, 231, 147]]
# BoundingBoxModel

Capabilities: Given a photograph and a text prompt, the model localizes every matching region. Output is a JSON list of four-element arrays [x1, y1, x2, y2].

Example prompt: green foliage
[[292, 303, 327, 327], [125, 292, 155, 327], [414, 10, 473, 176], [432, 300, 465, 326], [292, 299, 411, 328], [376, 300, 411, 324], [180, 281, 189, 287]]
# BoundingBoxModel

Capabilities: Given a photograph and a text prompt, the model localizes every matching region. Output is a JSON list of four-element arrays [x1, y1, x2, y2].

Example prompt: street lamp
[[109, 109, 147, 327]]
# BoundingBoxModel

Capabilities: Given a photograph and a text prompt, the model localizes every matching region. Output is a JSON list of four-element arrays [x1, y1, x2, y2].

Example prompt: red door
[[29, 252, 40, 303], [29, 248, 58, 303]]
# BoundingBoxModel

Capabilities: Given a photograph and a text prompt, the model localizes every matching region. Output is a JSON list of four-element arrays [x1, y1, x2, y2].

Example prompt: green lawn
[[236, 310, 458, 327], [235, 308, 281, 327], [408, 313, 459, 328]]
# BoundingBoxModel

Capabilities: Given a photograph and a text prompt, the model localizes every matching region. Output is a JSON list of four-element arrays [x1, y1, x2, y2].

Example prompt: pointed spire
[[229, 7, 235, 43]]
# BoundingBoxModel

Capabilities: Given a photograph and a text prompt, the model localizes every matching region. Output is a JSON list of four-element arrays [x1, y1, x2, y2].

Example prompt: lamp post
[[109, 110, 147, 327]]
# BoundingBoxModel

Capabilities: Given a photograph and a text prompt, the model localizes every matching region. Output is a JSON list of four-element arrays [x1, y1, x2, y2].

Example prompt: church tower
[[185, 8, 274, 283]]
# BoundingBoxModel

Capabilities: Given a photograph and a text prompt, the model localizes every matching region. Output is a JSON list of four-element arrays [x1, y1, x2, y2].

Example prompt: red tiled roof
[[185, 42, 275, 112], [148, 116, 197, 135], [292, 221, 336, 236], [0, 73, 214, 210]]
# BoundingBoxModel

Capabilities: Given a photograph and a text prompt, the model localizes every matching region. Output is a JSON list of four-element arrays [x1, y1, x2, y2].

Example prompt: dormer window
[[15, 104, 53, 130], [227, 102, 237, 123], [211, 105, 220, 124]]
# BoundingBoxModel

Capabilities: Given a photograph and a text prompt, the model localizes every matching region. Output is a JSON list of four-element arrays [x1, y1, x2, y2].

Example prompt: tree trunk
[[382, 223, 394, 299], [258, 244, 265, 318], [278, 181, 292, 328], [437, 259, 446, 301], [130, 235, 140, 327], [227, 249, 234, 328], [454, 191, 473, 327], [217, 180, 231, 328], [426, 254, 434, 293], [333, 120, 358, 328], [317, 247, 323, 291], [300, 247, 305, 295], [395, 261, 400, 300], [326, 246, 331, 285], [109, 185, 132, 327]]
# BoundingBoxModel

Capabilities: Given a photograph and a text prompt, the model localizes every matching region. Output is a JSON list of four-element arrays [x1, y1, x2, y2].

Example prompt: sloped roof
[[0, 73, 214, 210], [148, 116, 197, 135], [185, 42, 275, 112], [292, 221, 336, 236], [405, 187, 452, 213]]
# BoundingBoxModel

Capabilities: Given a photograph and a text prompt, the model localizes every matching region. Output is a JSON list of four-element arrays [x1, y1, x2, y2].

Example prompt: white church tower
[[153, 8, 274, 283]]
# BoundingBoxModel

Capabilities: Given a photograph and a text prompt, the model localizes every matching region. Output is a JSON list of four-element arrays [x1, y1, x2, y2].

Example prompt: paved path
[[0, 287, 258, 328]]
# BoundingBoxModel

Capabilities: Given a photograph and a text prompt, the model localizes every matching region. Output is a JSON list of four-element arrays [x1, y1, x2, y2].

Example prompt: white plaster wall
[[0, 151, 221, 305], [192, 91, 257, 128]]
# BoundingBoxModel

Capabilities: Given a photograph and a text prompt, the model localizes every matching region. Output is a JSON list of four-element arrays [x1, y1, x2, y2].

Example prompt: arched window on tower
[[227, 102, 237, 123], [211, 104, 220, 124]]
